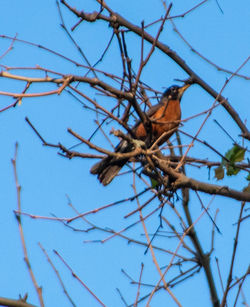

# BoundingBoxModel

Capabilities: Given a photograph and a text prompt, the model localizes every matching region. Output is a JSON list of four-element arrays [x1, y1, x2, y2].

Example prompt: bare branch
[[220, 202, 246, 307], [11, 144, 44, 307], [0, 297, 37, 307], [154, 156, 250, 202], [60, 1, 250, 139], [54, 250, 106, 307]]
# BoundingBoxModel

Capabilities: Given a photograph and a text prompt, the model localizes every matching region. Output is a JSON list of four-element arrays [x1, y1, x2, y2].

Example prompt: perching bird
[[90, 83, 190, 185]]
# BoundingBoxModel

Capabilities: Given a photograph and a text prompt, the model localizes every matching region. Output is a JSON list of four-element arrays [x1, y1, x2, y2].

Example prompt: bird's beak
[[178, 84, 190, 98]]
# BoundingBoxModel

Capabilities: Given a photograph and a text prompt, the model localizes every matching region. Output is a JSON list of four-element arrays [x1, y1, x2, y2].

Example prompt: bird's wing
[[90, 99, 166, 185], [145, 101, 165, 118], [132, 101, 165, 131]]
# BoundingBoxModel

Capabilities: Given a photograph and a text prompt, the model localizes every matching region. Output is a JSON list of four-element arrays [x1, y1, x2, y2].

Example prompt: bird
[[90, 83, 191, 185]]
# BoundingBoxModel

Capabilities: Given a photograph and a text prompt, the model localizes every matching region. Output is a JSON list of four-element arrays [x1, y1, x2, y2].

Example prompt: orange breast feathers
[[134, 99, 181, 145]]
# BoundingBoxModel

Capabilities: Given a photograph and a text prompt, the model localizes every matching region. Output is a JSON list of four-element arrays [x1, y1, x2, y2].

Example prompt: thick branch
[[153, 156, 250, 202], [181, 188, 220, 307], [0, 297, 37, 307]]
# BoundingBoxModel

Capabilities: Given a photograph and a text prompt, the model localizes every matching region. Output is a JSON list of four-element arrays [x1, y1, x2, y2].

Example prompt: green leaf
[[226, 164, 240, 176], [246, 173, 250, 181], [221, 158, 227, 167], [150, 177, 159, 189], [214, 145, 246, 180], [225, 145, 246, 163], [214, 165, 224, 180]]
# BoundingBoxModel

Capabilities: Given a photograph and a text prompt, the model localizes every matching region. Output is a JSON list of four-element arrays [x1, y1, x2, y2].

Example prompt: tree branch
[[60, 0, 250, 139], [0, 297, 37, 307], [153, 156, 250, 202]]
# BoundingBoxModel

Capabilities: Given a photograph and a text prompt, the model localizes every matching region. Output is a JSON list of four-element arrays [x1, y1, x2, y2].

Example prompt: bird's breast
[[134, 100, 181, 145]]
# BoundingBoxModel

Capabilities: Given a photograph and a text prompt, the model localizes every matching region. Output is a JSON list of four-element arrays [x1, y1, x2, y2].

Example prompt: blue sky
[[0, 1, 249, 306]]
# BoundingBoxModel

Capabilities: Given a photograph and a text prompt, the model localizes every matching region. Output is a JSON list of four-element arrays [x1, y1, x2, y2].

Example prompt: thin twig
[[220, 202, 246, 307], [132, 164, 182, 307], [54, 250, 106, 307], [133, 263, 144, 307], [38, 243, 76, 306], [11, 143, 44, 307]]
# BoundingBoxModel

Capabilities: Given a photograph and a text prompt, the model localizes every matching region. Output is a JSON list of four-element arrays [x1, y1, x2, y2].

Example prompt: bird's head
[[163, 84, 190, 100]]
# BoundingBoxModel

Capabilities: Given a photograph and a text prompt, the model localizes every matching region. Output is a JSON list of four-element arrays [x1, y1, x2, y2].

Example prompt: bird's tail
[[90, 158, 127, 186], [90, 139, 132, 186]]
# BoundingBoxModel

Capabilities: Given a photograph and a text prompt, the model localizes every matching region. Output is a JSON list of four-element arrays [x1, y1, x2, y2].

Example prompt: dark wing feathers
[[90, 99, 166, 185], [90, 139, 134, 185], [132, 101, 164, 131]]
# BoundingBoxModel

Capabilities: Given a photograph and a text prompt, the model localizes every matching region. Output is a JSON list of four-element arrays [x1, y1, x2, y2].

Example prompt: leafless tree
[[1, 1, 249, 307]]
